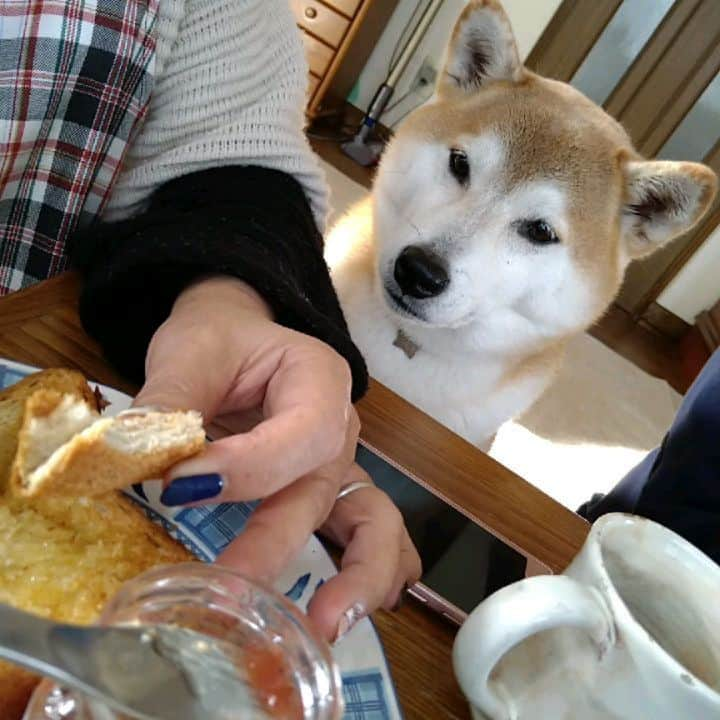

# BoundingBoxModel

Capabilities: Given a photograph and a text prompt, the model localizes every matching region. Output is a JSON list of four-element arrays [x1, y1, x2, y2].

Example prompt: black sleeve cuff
[[70, 165, 368, 401]]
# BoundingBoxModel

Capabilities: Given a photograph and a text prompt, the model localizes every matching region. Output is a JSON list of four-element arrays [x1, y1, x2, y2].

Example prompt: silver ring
[[336, 480, 374, 501]]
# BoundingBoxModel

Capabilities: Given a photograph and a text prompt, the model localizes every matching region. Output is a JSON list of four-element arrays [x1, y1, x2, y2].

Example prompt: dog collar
[[393, 329, 420, 359]]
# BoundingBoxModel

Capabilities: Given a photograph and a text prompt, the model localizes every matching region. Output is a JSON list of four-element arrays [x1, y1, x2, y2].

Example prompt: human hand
[[135, 275, 420, 640], [309, 464, 422, 641]]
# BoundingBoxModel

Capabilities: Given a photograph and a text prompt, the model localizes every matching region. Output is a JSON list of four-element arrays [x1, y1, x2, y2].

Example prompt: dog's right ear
[[621, 160, 718, 259], [437, 0, 523, 99]]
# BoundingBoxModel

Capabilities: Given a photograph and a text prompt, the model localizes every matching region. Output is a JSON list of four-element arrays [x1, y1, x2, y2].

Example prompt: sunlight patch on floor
[[491, 421, 649, 511], [489, 333, 680, 510]]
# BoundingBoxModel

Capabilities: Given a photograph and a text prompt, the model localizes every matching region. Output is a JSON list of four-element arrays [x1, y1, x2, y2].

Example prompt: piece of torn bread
[[8, 385, 205, 499], [0, 369, 100, 491], [0, 369, 197, 718]]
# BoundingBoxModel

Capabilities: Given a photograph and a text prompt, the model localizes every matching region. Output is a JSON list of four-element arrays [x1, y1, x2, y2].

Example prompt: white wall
[[501, 0, 564, 62], [349, 0, 563, 127], [657, 224, 720, 323]]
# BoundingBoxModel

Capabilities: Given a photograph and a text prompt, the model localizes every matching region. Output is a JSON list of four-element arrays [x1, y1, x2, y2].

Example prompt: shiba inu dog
[[327, 0, 717, 449]]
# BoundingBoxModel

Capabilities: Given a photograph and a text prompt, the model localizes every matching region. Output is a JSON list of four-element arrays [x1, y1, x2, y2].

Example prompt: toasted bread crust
[[26, 431, 205, 496], [4, 372, 205, 499], [9, 388, 99, 495], [11, 410, 205, 498], [0, 370, 98, 493], [0, 492, 195, 718]]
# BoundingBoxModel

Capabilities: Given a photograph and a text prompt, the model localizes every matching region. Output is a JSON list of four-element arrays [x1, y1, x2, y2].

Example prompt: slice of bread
[[0, 370, 197, 718], [10, 401, 206, 498], [0, 369, 100, 493], [0, 493, 195, 718]]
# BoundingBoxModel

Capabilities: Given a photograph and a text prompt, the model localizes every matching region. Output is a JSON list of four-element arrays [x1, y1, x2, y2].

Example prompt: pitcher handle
[[453, 575, 615, 720]]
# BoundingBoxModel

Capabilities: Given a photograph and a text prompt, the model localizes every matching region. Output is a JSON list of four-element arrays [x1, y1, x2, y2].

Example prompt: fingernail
[[334, 602, 366, 644], [160, 474, 224, 506]]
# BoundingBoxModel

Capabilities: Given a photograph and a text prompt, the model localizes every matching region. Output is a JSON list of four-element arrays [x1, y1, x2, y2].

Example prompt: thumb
[[133, 321, 229, 419], [135, 370, 213, 415]]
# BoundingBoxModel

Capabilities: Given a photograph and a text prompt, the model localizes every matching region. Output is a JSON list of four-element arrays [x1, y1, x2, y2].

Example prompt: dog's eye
[[449, 149, 470, 185], [517, 219, 560, 246]]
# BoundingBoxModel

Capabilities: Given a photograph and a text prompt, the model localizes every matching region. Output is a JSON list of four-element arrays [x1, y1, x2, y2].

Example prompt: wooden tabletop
[[0, 273, 590, 720]]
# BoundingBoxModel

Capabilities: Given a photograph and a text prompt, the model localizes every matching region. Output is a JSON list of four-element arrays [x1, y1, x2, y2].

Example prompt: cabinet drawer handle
[[304, 6, 317, 19]]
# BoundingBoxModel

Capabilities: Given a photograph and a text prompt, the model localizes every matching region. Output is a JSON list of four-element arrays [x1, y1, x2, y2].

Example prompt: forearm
[[174, 276, 273, 323], [70, 166, 368, 401]]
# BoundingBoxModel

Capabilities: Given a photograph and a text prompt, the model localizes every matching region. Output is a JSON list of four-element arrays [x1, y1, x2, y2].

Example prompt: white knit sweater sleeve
[[104, 0, 329, 230]]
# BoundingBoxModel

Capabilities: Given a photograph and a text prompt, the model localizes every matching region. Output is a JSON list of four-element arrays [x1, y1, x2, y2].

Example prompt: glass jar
[[23, 563, 343, 720]]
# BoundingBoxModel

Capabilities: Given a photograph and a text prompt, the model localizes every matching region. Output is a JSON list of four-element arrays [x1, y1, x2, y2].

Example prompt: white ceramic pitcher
[[453, 514, 720, 719]]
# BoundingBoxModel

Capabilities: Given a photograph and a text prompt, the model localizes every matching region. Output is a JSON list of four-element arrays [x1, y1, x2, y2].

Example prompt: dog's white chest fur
[[347, 304, 531, 448]]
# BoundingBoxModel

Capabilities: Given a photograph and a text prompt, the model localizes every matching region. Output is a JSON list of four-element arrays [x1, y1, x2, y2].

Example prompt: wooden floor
[[309, 133, 375, 189], [307, 103, 378, 189], [589, 305, 688, 394], [307, 116, 697, 395]]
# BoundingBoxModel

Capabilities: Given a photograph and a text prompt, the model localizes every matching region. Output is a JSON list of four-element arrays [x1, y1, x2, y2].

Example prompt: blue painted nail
[[160, 474, 223, 506]]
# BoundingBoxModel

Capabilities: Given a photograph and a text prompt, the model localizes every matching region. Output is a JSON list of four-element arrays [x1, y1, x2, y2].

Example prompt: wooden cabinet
[[291, 0, 349, 47], [301, 31, 335, 77], [325, 0, 362, 16], [291, 0, 400, 117], [307, 73, 320, 100]]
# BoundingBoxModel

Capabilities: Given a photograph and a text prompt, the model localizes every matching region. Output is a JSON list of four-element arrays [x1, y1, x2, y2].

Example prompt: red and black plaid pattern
[[0, 0, 158, 294]]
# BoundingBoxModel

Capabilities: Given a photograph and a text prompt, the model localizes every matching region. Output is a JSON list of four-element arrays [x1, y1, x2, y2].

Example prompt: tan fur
[[0, 370, 195, 718], [499, 341, 565, 391], [439, 0, 523, 97], [391, 51, 717, 384], [331, 197, 566, 394], [402, 76, 642, 313], [404, 0, 716, 316]]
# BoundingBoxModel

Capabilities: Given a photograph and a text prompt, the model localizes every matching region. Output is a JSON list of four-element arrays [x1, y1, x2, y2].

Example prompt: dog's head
[[374, 0, 717, 351]]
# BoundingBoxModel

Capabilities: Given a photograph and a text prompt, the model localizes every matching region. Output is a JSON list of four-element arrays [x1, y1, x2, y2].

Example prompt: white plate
[[0, 359, 402, 720]]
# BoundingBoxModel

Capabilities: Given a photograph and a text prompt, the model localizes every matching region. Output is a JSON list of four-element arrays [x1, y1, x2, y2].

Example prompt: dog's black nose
[[394, 246, 449, 299]]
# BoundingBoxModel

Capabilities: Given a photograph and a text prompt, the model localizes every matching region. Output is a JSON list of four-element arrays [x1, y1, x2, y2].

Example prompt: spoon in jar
[[0, 602, 268, 720]]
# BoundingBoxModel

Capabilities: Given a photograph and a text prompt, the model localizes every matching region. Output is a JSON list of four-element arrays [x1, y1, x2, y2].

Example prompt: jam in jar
[[23, 563, 344, 720]]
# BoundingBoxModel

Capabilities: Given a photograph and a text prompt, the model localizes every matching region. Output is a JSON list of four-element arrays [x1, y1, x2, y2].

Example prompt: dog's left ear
[[621, 160, 718, 259], [437, 0, 523, 98]]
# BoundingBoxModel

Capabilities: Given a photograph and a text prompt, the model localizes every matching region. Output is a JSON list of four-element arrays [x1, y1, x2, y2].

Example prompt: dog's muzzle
[[393, 246, 449, 299]]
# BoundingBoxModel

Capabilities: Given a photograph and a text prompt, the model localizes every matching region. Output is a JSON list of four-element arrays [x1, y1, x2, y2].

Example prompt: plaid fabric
[[0, 0, 158, 295]]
